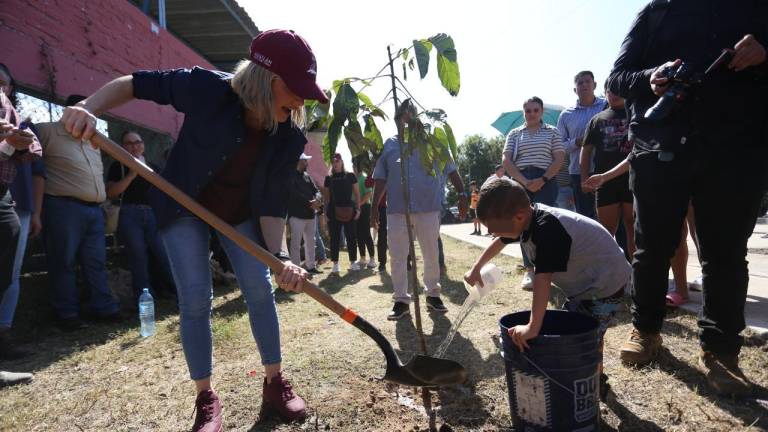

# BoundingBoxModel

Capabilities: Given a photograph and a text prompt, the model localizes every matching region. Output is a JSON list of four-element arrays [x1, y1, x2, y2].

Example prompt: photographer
[[607, 0, 767, 397]]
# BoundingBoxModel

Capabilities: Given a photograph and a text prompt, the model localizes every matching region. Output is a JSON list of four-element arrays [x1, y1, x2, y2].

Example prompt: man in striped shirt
[[556, 71, 606, 219]]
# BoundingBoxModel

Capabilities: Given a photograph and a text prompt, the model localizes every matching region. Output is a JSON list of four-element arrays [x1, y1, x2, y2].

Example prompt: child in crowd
[[469, 180, 480, 235], [465, 177, 630, 397]]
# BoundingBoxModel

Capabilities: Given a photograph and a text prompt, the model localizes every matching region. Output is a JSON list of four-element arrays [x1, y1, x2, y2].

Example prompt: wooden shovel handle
[[90, 132, 348, 318]]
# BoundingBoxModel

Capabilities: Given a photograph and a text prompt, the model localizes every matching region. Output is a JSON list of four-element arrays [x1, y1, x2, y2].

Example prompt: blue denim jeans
[[161, 217, 281, 380], [117, 204, 173, 299], [0, 209, 30, 328], [314, 214, 327, 261], [43, 195, 119, 319], [570, 174, 596, 219], [520, 167, 559, 267]]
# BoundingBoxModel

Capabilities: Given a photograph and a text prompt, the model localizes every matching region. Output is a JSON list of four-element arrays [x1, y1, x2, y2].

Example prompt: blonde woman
[[61, 30, 328, 430]]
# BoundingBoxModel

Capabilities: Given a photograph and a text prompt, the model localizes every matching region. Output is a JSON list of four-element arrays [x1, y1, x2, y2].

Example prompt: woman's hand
[[584, 173, 605, 190], [4, 128, 35, 150], [354, 207, 361, 221], [508, 324, 539, 351], [276, 262, 308, 293], [60, 104, 99, 141], [526, 178, 544, 193]]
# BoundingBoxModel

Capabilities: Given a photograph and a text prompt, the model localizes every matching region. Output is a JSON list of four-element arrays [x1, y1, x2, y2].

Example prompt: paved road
[[441, 221, 768, 335]]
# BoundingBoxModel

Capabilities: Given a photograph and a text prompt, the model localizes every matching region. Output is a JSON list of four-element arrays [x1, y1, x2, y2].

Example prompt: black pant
[[356, 203, 375, 259], [329, 216, 357, 263], [377, 206, 388, 266], [0, 188, 20, 293], [630, 142, 767, 355]]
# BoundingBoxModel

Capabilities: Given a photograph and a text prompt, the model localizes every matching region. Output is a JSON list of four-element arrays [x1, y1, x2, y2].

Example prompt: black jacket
[[287, 170, 318, 220], [607, 0, 768, 148]]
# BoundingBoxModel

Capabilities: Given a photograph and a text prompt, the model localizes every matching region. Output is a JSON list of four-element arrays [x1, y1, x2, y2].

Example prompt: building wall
[[0, 0, 216, 139]]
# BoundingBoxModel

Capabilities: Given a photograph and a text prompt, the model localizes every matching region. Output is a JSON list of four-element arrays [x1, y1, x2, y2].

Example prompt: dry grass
[[1, 236, 767, 431]]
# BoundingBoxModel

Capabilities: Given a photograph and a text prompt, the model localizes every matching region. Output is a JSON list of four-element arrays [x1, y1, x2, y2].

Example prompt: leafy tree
[[457, 134, 505, 185]]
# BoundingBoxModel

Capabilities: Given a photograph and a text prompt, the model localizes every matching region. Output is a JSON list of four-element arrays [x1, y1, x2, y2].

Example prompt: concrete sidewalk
[[441, 221, 768, 335]]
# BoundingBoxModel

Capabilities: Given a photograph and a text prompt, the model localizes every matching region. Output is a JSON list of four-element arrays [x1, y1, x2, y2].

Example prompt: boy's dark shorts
[[469, 208, 477, 220], [563, 287, 624, 339], [595, 175, 632, 207]]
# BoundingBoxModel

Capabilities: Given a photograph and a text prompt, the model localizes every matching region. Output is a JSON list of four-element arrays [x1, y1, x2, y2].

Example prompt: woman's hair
[[330, 157, 346, 175], [523, 96, 544, 109], [0, 63, 18, 109], [476, 178, 530, 223], [120, 129, 142, 144], [231, 60, 306, 134]]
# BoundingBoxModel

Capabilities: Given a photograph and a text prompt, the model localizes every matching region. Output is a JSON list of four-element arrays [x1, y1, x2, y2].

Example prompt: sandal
[[665, 291, 689, 308]]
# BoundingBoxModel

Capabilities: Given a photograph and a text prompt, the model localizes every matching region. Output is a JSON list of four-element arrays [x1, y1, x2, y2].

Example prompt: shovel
[[90, 132, 467, 387]]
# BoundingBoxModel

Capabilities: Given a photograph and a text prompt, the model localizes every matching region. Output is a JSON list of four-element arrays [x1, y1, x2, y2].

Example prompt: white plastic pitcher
[[466, 263, 502, 300]]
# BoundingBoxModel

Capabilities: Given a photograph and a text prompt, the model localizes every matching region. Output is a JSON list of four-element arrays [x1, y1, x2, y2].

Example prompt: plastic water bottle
[[138, 288, 155, 337], [466, 263, 502, 300]]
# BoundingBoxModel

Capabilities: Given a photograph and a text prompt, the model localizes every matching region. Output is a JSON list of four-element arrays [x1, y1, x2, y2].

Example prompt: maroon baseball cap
[[250, 29, 329, 104], [332, 153, 342, 161]]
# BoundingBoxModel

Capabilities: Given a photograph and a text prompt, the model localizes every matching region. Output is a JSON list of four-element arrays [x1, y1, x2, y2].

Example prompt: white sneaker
[[331, 262, 340, 274], [367, 258, 377, 269], [520, 271, 534, 291], [689, 275, 703, 291], [350, 262, 362, 271]]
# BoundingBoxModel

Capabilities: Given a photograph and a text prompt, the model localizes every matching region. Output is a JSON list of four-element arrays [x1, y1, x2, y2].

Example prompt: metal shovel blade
[[385, 354, 468, 387]]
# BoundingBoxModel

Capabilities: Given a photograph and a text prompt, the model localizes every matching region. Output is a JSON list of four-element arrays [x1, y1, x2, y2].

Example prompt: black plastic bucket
[[500, 310, 601, 431]]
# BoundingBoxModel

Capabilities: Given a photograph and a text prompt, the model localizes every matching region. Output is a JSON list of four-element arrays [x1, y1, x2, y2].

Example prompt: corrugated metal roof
[[130, 0, 259, 72]]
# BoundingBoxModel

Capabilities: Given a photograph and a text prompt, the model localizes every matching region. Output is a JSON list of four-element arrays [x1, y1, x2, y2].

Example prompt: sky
[[242, 0, 648, 158]]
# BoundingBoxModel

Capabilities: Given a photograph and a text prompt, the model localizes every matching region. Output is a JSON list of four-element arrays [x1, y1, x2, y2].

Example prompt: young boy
[[469, 181, 480, 235], [465, 178, 630, 396]]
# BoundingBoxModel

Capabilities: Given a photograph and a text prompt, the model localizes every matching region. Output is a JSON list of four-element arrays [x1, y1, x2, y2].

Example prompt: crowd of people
[[0, 2, 766, 430]]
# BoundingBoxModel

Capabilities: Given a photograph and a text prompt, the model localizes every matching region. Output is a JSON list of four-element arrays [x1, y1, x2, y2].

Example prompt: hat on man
[[332, 153, 342, 161], [250, 29, 329, 104], [299, 153, 312, 161]]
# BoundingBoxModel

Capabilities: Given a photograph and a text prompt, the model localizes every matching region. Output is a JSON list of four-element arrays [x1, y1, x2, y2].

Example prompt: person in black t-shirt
[[106, 131, 174, 300], [287, 153, 322, 273], [322, 153, 361, 275], [580, 89, 634, 258]]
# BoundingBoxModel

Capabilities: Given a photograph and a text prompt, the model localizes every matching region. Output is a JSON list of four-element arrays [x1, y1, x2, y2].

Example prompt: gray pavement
[[441, 221, 768, 335]]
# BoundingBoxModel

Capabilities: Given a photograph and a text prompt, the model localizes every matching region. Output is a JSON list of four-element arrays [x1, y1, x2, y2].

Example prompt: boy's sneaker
[[698, 351, 752, 397], [331, 262, 340, 275], [261, 373, 307, 421], [426, 296, 448, 313], [0, 371, 34, 388], [191, 389, 223, 432], [367, 258, 377, 269], [350, 262, 362, 271], [520, 271, 534, 291], [620, 328, 662, 367], [388, 302, 410, 320]]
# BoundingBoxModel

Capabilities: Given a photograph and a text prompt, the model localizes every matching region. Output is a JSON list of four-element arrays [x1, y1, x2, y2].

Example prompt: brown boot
[[620, 328, 662, 366], [191, 389, 223, 432], [699, 351, 752, 397], [262, 372, 306, 421]]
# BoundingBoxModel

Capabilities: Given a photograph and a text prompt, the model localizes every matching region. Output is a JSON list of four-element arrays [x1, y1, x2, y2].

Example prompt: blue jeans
[[117, 204, 173, 299], [520, 167, 558, 267], [556, 185, 576, 211], [161, 217, 281, 380], [314, 214, 327, 261], [570, 174, 596, 219], [0, 210, 30, 328], [43, 195, 119, 319]]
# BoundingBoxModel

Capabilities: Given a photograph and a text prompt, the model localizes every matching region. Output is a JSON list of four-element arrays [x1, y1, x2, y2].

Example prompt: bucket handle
[[499, 337, 576, 396]]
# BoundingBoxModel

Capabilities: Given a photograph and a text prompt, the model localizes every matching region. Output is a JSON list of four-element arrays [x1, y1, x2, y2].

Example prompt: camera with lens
[[644, 62, 703, 122]]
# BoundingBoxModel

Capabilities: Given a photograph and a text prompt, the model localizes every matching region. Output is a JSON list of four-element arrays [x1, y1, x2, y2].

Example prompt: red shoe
[[192, 389, 223, 432], [262, 373, 307, 421]]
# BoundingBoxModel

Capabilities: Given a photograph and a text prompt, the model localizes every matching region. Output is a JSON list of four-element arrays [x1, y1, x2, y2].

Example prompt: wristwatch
[[542, 175, 550, 182]]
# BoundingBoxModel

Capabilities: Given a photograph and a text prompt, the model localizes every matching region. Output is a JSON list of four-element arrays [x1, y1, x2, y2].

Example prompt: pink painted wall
[[0, 0, 216, 138]]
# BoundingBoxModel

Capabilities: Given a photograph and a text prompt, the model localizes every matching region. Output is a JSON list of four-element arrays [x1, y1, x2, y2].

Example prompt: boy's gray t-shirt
[[501, 203, 631, 300]]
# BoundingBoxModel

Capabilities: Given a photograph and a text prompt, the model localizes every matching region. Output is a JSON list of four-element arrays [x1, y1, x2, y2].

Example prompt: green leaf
[[428, 34, 461, 96], [436, 53, 461, 96], [333, 83, 359, 122], [344, 119, 374, 158], [369, 107, 388, 119], [412, 39, 432, 79], [305, 98, 330, 131], [401, 48, 409, 61], [402, 62, 407, 80], [424, 109, 447, 123], [444, 122, 459, 161], [323, 115, 344, 164], [357, 91, 375, 112], [408, 58, 415, 71], [363, 114, 384, 152]]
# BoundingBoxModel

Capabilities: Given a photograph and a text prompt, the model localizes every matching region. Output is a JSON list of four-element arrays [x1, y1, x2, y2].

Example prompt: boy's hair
[[476, 178, 530, 222]]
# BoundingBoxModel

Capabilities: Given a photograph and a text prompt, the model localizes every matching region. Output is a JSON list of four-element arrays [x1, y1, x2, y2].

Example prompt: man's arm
[[370, 179, 386, 228], [29, 174, 45, 237], [606, 5, 657, 100], [448, 169, 467, 220]]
